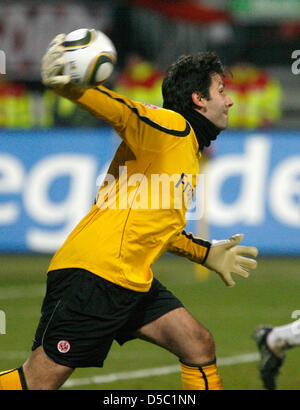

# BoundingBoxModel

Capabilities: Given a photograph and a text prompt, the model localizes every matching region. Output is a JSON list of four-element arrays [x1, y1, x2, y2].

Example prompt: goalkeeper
[[0, 35, 258, 390]]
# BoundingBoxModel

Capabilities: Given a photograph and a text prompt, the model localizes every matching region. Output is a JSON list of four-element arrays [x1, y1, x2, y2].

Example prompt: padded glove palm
[[41, 34, 71, 88]]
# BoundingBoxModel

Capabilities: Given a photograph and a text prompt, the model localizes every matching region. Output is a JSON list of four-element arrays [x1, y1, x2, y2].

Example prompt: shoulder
[[138, 104, 190, 137]]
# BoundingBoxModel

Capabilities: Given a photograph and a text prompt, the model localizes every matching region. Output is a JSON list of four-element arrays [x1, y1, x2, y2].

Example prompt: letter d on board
[[0, 50, 6, 74]]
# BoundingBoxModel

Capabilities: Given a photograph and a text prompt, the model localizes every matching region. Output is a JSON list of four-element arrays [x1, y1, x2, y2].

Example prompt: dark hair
[[162, 51, 226, 113]]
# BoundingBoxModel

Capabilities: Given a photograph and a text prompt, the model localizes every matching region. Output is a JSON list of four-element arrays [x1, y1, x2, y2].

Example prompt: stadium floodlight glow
[[0, 50, 6, 75]]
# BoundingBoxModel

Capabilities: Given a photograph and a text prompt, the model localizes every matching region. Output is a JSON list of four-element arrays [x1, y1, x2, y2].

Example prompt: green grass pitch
[[0, 253, 300, 390]]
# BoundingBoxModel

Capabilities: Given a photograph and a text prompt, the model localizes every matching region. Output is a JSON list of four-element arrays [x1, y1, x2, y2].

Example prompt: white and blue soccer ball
[[63, 28, 117, 88]]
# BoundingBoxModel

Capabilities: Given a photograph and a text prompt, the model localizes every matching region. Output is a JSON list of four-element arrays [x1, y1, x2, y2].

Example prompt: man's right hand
[[41, 34, 71, 88]]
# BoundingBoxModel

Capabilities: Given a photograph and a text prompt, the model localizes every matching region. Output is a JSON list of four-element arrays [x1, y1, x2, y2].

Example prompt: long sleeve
[[168, 230, 211, 264], [54, 84, 190, 156]]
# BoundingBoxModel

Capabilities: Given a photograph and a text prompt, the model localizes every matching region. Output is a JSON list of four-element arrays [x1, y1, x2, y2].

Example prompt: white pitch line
[[0, 284, 45, 300], [0, 351, 29, 360], [63, 352, 260, 388]]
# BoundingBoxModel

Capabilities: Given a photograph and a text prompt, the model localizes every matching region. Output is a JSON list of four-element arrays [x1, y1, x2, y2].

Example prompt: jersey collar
[[181, 109, 221, 151]]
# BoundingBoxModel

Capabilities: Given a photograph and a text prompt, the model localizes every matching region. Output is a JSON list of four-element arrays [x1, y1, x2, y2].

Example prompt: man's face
[[197, 73, 233, 130]]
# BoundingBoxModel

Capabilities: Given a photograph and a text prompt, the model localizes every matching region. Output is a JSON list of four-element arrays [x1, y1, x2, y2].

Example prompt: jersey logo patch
[[144, 103, 160, 110]]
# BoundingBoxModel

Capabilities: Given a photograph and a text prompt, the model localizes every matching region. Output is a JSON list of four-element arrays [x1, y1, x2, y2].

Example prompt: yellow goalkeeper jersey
[[48, 86, 210, 292]]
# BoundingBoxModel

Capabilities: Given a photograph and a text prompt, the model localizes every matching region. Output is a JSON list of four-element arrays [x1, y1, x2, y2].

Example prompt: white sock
[[267, 320, 300, 355]]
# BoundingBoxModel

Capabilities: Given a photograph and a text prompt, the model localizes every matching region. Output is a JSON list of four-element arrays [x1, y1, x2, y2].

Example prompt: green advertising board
[[228, 0, 300, 21]]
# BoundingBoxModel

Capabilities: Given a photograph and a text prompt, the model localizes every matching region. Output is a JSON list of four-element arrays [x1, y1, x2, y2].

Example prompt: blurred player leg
[[252, 325, 284, 390], [253, 320, 300, 390], [267, 320, 300, 354]]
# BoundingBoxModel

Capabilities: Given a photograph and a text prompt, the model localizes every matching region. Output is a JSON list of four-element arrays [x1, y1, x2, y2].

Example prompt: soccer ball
[[63, 28, 117, 88]]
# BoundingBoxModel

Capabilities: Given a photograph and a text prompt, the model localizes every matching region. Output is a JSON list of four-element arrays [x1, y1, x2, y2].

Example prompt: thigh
[[135, 306, 214, 363], [115, 278, 183, 345]]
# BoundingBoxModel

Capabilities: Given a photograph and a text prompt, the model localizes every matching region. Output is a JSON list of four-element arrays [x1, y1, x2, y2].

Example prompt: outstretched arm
[[41, 33, 189, 156], [168, 232, 258, 287]]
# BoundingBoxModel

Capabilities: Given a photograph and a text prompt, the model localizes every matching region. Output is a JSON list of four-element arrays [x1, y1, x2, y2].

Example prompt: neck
[[180, 109, 221, 151]]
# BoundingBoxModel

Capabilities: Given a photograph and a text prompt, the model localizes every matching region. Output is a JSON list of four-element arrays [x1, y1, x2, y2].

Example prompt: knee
[[195, 325, 215, 357], [199, 326, 215, 350], [181, 325, 216, 365]]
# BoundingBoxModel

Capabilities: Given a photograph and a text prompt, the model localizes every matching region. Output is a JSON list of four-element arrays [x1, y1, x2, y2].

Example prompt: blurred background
[[0, 0, 300, 390], [0, 0, 299, 254]]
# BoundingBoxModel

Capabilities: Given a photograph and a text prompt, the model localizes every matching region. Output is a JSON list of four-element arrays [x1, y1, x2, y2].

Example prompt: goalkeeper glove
[[203, 234, 258, 287], [41, 34, 71, 88]]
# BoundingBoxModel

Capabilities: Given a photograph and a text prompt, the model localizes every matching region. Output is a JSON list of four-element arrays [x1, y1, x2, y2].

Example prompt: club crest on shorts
[[57, 340, 71, 353]]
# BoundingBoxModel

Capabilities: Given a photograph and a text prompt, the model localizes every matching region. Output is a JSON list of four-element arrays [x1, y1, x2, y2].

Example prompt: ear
[[192, 91, 206, 109]]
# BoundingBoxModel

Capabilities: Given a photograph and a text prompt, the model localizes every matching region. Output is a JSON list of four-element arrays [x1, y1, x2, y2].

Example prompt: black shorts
[[32, 268, 183, 368]]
